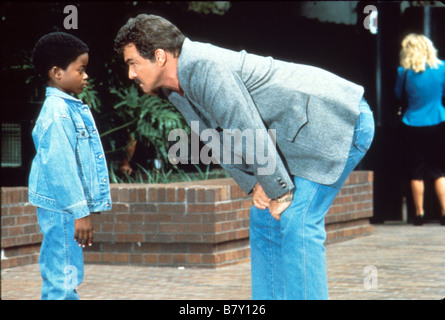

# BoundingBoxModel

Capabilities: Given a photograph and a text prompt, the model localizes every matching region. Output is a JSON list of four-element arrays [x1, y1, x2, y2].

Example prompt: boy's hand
[[74, 215, 94, 247]]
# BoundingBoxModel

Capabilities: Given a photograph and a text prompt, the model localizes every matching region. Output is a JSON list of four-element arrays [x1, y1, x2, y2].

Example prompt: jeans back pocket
[[353, 103, 375, 153]]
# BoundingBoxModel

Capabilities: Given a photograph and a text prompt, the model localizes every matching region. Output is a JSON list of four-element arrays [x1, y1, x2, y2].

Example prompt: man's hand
[[119, 157, 133, 175], [251, 183, 271, 210], [74, 215, 94, 247], [269, 192, 293, 220], [251, 183, 293, 220]]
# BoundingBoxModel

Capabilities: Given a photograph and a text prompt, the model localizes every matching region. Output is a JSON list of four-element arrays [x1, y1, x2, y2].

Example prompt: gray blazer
[[163, 38, 364, 199]]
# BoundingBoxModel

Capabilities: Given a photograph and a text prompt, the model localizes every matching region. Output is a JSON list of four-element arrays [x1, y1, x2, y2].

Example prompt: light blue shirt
[[395, 60, 445, 127], [28, 87, 111, 218]]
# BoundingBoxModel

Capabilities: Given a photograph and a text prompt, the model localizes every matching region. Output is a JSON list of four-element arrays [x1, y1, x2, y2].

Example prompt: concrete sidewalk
[[1, 224, 444, 300]]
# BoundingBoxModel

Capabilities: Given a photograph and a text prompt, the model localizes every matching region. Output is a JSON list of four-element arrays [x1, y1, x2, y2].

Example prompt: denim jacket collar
[[45, 87, 83, 104]]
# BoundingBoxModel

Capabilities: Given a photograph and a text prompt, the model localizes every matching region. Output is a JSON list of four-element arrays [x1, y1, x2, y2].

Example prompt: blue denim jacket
[[29, 87, 112, 219]]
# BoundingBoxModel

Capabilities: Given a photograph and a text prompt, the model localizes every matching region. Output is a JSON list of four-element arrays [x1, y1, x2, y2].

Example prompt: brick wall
[[325, 171, 374, 243], [1, 171, 373, 269], [1, 187, 42, 268], [84, 179, 252, 268]]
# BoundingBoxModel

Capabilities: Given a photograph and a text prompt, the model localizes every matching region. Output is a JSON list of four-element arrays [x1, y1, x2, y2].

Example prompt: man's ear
[[154, 49, 167, 66], [48, 66, 63, 81]]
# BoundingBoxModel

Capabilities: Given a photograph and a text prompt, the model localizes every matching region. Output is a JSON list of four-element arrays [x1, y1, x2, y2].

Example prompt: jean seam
[[62, 213, 72, 295], [267, 214, 276, 299], [301, 183, 320, 300]]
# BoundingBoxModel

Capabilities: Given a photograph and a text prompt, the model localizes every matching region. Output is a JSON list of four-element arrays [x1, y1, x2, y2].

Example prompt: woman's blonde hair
[[400, 33, 442, 72]]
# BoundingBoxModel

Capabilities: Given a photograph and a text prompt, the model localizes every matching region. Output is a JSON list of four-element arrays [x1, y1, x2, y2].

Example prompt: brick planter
[[1, 171, 373, 269], [84, 179, 252, 268], [1, 187, 41, 268]]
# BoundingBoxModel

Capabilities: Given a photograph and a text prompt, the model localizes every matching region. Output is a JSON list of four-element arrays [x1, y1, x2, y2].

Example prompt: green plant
[[106, 84, 190, 168], [77, 79, 102, 113], [187, 1, 231, 15], [10, 50, 44, 102], [108, 161, 230, 185]]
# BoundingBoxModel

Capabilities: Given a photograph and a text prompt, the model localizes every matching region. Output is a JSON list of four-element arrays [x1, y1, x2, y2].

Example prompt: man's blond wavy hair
[[400, 33, 442, 73]]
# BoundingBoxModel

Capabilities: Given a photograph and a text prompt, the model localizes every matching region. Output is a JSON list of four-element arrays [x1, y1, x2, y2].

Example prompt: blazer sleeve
[[180, 59, 295, 199]]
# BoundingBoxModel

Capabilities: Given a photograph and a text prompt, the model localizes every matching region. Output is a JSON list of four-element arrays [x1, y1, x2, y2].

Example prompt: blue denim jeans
[[37, 207, 84, 300], [249, 99, 375, 300]]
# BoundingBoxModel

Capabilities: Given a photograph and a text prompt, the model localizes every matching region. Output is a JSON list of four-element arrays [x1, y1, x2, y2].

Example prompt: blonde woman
[[395, 33, 445, 225]]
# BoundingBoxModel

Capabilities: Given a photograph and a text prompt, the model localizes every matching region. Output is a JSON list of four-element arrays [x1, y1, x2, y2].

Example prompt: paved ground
[[2, 224, 444, 300]]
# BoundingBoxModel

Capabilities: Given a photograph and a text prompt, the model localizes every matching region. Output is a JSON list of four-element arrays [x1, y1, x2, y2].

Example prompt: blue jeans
[[37, 207, 84, 300], [250, 99, 375, 300]]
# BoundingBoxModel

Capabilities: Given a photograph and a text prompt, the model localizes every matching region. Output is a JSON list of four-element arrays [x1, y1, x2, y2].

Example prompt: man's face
[[123, 43, 162, 95]]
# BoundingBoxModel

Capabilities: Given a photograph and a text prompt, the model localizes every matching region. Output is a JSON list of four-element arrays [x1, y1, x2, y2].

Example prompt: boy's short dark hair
[[114, 14, 185, 61], [32, 32, 89, 81]]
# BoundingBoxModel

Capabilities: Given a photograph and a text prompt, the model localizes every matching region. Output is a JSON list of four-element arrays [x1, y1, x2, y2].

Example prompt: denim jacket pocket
[[76, 127, 90, 139], [74, 125, 93, 194]]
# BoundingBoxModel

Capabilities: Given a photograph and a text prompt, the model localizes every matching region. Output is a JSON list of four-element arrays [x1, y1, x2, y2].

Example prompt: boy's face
[[49, 53, 89, 95]]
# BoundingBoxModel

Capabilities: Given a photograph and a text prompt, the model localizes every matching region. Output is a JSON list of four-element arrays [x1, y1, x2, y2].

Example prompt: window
[[1, 123, 22, 168]]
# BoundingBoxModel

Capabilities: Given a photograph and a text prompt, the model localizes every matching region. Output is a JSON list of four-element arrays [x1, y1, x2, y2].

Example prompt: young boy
[[28, 32, 112, 300]]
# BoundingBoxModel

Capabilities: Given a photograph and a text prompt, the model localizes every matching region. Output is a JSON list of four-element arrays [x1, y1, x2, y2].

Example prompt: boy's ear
[[48, 66, 63, 81]]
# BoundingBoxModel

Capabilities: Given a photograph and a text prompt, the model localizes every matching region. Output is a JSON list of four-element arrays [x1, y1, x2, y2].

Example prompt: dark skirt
[[401, 122, 445, 180]]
